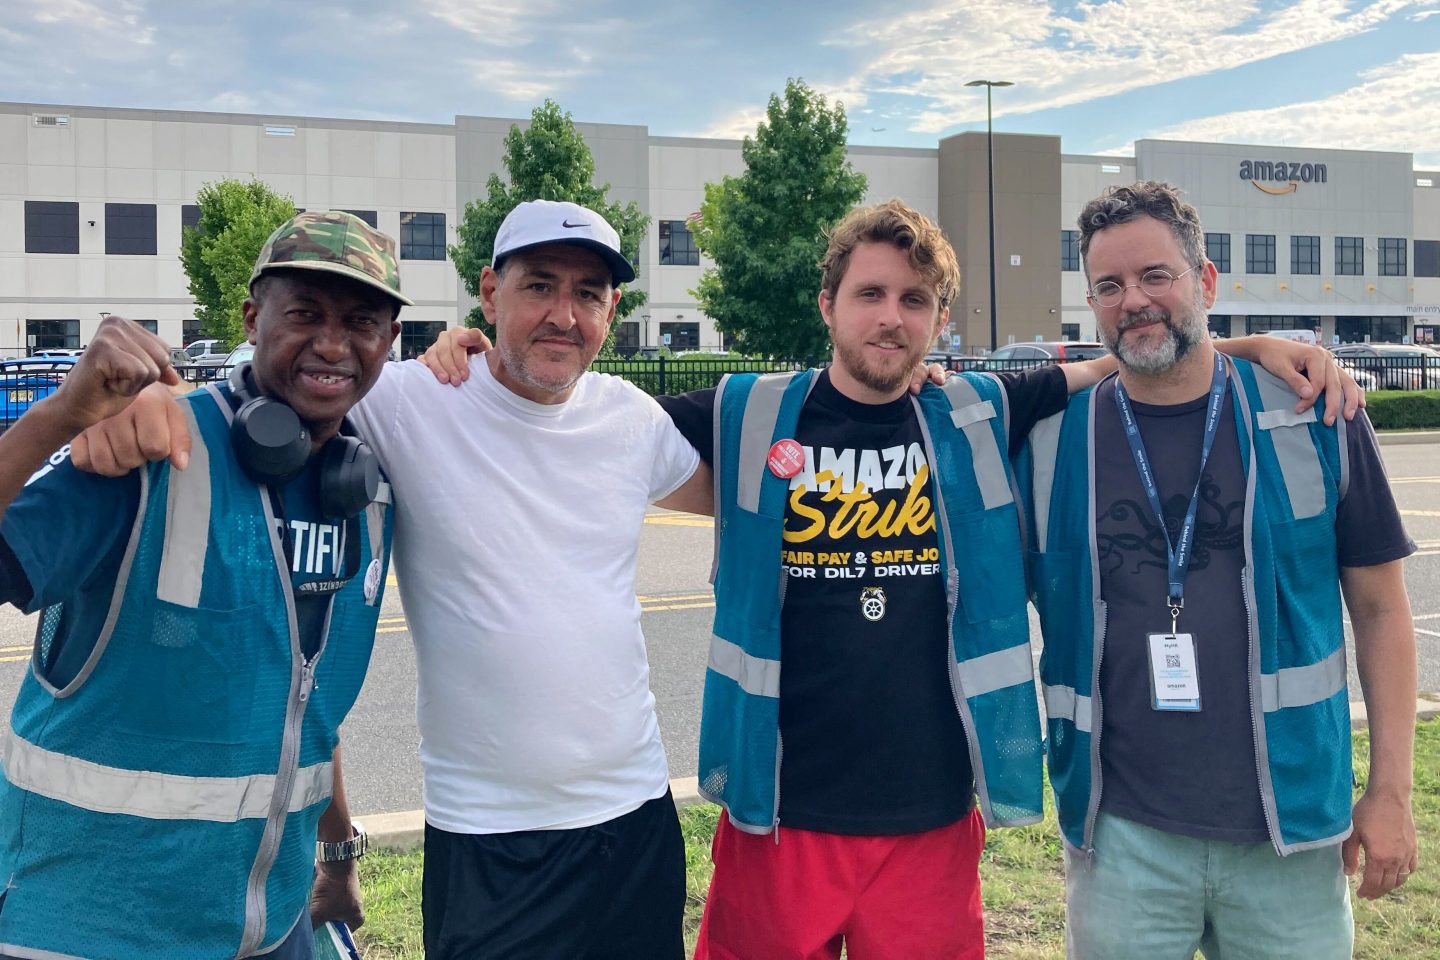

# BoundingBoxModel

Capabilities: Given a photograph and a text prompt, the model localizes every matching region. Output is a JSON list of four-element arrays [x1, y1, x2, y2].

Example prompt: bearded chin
[[1108, 309, 1206, 375]]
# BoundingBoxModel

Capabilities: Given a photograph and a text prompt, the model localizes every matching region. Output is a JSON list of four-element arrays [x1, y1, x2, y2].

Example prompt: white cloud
[[1120, 52, 1440, 165], [826, 0, 1430, 134], [17, 0, 154, 45], [463, 58, 589, 102], [420, 0, 565, 45]]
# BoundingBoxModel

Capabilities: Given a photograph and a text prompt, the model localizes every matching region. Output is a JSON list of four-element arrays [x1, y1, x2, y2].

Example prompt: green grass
[[355, 720, 1440, 959]]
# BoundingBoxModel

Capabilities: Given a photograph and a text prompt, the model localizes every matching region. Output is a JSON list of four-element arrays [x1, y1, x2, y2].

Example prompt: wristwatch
[[316, 821, 368, 863]]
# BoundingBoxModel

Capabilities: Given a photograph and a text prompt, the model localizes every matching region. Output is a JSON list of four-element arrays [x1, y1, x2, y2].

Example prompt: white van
[[1259, 329, 1319, 345]]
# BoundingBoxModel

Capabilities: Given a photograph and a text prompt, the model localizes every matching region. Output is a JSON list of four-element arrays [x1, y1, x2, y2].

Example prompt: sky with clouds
[[2, 0, 1436, 166]]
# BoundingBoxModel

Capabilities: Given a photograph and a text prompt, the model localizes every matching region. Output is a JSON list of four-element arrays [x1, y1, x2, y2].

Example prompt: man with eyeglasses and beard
[[1017, 181, 1418, 959]]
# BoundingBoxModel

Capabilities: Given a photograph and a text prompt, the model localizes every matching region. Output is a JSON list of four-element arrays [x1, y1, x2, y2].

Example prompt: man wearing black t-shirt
[[660, 199, 1356, 960], [1023, 181, 1417, 960]]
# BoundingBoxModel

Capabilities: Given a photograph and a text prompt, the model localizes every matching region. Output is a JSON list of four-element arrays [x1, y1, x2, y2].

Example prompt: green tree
[[449, 100, 649, 348], [179, 179, 297, 347], [691, 79, 867, 361]]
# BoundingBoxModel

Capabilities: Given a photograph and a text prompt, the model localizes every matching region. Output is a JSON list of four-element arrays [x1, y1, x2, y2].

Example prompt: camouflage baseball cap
[[249, 211, 414, 307]]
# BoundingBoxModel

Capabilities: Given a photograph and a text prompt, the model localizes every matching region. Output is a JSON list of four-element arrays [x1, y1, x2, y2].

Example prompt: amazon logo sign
[[1239, 160, 1328, 195]]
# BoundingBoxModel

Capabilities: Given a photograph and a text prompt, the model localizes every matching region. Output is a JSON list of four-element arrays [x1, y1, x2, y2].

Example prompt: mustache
[[530, 324, 584, 345], [1118, 308, 1171, 332]]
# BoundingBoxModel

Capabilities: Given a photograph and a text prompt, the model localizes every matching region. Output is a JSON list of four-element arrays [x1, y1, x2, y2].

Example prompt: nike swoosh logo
[[561, 220, 588, 228]]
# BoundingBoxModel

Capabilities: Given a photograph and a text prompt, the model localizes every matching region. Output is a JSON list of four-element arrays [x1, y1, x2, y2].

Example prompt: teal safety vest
[[698, 370, 1044, 833], [0, 386, 393, 960], [1016, 358, 1351, 856]]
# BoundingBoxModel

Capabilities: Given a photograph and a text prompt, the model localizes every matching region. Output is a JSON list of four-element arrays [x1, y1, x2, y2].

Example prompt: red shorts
[[694, 809, 986, 960]]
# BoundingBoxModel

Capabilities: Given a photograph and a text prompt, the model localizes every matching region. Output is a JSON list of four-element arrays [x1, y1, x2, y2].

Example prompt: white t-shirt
[[349, 357, 700, 833]]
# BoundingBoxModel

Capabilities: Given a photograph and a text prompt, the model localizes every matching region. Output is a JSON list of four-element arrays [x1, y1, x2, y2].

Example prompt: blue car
[[0, 356, 79, 435]]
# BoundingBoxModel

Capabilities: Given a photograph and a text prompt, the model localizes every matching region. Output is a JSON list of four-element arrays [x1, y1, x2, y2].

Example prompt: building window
[[25, 201, 79, 254], [183, 318, 200, 344], [613, 321, 640, 355], [1060, 230, 1079, 272], [181, 204, 201, 234], [659, 220, 699, 266], [1337, 316, 1405, 343], [1290, 235, 1319, 275], [399, 321, 447, 360], [660, 321, 699, 351], [1245, 234, 1275, 275], [105, 203, 157, 255], [132, 319, 158, 334], [1208, 315, 1233, 338], [1378, 238, 1406, 277], [400, 212, 446, 260], [1060, 322, 1081, 342], [1336, 237, 1364, 276], [342, 210, 379, 228], [27, 319, 80, 350], [1417, 240, 1440, 279], [1206, 233, 1230, 274], [1247, 315, 1318, 335]]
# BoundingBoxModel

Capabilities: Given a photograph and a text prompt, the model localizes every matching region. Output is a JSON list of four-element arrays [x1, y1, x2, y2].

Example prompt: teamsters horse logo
[[860, 586, 888, 622]]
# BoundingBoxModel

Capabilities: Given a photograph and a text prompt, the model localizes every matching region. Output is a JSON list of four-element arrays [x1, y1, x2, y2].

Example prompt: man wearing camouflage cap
[[0, 210, 403, 959]]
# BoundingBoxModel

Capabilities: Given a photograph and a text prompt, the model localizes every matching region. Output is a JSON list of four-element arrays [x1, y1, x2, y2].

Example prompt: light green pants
[[1063, 812, 1353, 960]]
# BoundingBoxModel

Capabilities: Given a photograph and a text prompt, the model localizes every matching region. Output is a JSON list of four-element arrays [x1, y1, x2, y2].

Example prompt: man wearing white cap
[[70, 199, 711, 959]]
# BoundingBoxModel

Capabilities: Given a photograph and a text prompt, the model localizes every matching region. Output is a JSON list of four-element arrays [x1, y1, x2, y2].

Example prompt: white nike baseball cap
[[491, 199, 636, 285]]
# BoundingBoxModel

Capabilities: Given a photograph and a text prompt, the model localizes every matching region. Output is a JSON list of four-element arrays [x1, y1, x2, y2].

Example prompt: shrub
[[1364, 391, 1440, 430]]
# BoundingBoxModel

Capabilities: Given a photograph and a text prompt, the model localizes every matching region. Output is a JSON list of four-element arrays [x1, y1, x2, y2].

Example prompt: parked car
[[183, 338, 228, 365], [1329, 343, 1440, 391], [1258, 329, 1319, 345], [923, 351, 985, 373], [0, 356, 79, 435], [979, 341, 1108, 369], [221, 343, 254, 371], [32, 348, 85, 358]]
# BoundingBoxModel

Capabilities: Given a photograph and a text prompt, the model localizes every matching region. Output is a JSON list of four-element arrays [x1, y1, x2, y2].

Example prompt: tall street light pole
[[965, 79, 1012, 352]]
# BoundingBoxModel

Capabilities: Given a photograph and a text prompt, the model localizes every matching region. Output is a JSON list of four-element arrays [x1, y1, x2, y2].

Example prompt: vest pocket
[[1267, 514, 1343, 664], [950, 507, 1027, 623], [113, 600, 262, 745]]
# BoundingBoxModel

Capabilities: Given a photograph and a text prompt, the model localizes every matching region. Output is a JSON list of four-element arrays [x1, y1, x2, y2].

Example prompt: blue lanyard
[[1112, 353, 1227, 622]]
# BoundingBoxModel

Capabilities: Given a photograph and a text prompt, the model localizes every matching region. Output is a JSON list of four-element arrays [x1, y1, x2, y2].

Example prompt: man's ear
[[479, 265, 501, 325], [1200, 260, 1219, 310], [818, 289, 835, 331], [242, 298, 260, 342]]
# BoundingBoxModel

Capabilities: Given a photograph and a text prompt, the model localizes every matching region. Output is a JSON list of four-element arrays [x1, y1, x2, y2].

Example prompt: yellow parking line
[[639, 593, 714, 604], [1402, 510, 1440, 518], [0, 655, 28, 663], [0, 644, 31, 654], [1391, 476, 1440, 484], [640, 601, 717, 612], [644, 515, 713, 527]]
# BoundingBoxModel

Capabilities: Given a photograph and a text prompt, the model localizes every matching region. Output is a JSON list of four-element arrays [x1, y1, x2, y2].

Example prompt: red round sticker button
[[767, 439, 805, 479]]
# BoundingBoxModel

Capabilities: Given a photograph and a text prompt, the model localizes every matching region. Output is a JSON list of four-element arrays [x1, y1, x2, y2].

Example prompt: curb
[[365, 697, 1440, 852], [1376, 430, 1440, 446]]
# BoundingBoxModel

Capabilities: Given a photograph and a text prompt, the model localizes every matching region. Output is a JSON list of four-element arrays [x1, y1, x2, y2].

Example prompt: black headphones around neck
[[227, 363, 381, 521]]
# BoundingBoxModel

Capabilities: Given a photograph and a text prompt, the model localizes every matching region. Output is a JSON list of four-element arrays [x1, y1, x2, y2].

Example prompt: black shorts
[[422, 790, 686, 960]]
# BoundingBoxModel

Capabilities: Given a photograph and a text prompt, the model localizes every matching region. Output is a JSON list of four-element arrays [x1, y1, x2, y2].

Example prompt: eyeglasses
[[1087, 266, 1198, 308]]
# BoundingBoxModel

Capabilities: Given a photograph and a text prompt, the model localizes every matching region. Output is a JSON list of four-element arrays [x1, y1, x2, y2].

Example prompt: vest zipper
[[237, 583, 333, 954], [1241, 568, 1283, 854], [771, 564, 788, 841], [1082, 602, 1108, 862]]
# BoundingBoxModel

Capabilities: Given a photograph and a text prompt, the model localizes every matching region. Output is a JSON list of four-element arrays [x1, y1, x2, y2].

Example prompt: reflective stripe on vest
[[1028, 412, 1064, 551], [1042, 683, 1093, 734], [954, 642, 1034, 697], [156, 401, 211, 608], [708, 635, 782, 698], [1250, 371, 1326, 520], [938, 377, 1013, 510], [735, 373, 797, 514], [3, 729, 333, 822], [1260, 647, 1347, 712]]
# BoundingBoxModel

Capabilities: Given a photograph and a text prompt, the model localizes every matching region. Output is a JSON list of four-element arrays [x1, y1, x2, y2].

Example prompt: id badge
[[1147, 632, 1201, 712]]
